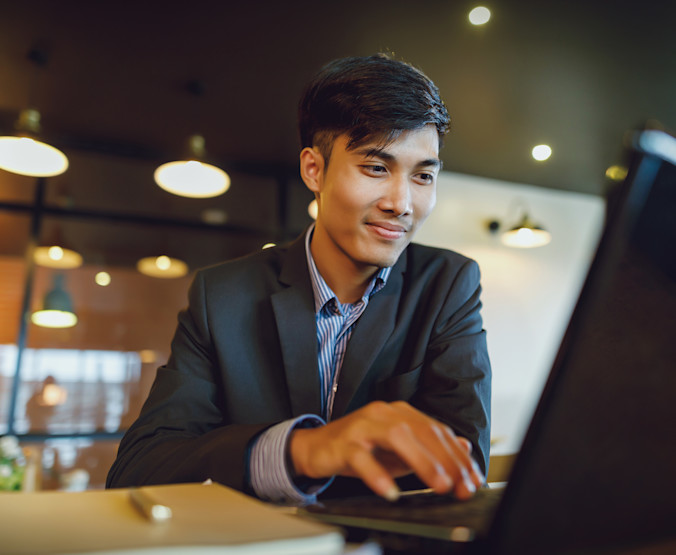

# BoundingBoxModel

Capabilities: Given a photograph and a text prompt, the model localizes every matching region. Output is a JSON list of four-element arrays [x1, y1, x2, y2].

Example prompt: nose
[[379, 175, 412, 216]]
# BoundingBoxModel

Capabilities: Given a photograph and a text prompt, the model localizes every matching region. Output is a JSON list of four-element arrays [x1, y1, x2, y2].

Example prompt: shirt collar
[[304, 224, 391, 314]]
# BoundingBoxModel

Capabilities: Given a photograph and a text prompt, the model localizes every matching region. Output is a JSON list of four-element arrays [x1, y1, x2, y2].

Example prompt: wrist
[[288, 427, 311, 478]]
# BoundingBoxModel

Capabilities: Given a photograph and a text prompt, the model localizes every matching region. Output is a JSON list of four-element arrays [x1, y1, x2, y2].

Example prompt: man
[[107, 54, 491, 504]]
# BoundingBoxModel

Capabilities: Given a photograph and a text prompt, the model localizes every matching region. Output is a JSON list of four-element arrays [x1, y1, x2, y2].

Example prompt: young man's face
[[302, 124, 440, 278]]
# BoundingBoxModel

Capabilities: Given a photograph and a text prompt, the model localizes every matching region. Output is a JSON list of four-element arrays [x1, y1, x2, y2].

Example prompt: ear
[[299, 147, 325, 195]]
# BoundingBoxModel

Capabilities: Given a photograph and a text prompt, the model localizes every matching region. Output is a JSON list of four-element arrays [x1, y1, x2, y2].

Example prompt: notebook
[[300, 126, 676, 554], [0, 482, 344, 555]]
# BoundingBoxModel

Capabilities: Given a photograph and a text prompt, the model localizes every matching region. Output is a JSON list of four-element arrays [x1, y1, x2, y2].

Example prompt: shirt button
[[332, 383, 338, 393]]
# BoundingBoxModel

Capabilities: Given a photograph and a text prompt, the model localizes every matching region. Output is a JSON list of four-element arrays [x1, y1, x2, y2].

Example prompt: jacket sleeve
[[412, 258, 492, 476], [106, 270, 270, 492]]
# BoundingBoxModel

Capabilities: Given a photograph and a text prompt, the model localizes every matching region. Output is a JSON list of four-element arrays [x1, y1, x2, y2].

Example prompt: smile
[[366, 222, 408, 240]]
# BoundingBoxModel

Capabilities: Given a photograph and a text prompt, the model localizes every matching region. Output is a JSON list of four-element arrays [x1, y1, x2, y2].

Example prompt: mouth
[[366, 221, 410, 240]]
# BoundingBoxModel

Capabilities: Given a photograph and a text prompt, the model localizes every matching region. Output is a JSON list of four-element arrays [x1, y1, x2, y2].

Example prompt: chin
[[359, 248, 404, 269]]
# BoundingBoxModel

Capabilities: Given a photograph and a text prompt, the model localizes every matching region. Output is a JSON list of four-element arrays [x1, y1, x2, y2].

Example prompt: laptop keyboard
[[303, 486, 503, 532]]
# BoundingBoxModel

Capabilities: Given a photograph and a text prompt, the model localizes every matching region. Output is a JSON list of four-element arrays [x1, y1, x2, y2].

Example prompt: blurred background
[[1, 0, 674, 490]]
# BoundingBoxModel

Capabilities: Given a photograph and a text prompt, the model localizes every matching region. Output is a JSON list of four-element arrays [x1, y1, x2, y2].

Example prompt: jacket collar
[[272, 231, 408, 418]]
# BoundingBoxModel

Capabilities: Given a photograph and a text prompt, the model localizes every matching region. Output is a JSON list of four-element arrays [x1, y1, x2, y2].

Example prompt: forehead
[[344, 125, 441, 161]]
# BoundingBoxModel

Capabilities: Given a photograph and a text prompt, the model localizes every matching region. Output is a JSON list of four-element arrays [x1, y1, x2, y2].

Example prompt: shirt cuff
[[249, 414, 334, 504]]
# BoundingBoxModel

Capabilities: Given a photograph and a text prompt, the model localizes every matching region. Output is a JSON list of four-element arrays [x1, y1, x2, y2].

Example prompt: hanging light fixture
[[154, 134, 230, 198], [0, 108, 69, 177], [500, 214, 552, 248], [34, 244, 83, 269], [31, 274, 78, 329], [136, 255, 189, 278], [0, 47, 69, 177], [154, 80, 230, 198], [33, 225, 83, 268]]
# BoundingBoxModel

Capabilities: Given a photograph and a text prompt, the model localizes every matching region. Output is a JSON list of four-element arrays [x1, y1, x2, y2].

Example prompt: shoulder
[[190, 233, 306, 299], [403, 243, 480, 283]]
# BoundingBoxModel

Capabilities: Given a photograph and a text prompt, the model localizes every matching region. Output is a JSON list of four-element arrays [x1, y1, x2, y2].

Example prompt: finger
[[355, 402, 455, 493], [440, 427, 485, 490], [345, 445, 401, 501], [456, 437, 472, 453], [390, 403, 482, 493], [377, 420, 455, 494], [454, 436, 486, 488], [415, 423, 478, 499]]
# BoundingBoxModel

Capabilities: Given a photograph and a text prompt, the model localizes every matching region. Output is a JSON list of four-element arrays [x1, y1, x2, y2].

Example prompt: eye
[[361, 164, 388, 176], [415, 172, 436, 185]]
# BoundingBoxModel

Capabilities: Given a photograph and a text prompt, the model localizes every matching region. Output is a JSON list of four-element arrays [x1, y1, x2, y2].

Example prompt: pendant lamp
[[154, 134, 229, 198], [34, 244, 83, 269], [0, 47, 68, 177], [31, 274, 78, 328], [0, 108, 69, 177], [136, 255, 189, 278]]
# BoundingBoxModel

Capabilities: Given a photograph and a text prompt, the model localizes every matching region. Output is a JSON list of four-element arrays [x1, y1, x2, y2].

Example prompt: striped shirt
[[307, 229, 391, 419], [249, 226, 391, 503]]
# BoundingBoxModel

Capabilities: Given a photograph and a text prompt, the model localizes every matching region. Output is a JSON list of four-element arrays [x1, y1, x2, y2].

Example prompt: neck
[[310, 226, 377, 304]]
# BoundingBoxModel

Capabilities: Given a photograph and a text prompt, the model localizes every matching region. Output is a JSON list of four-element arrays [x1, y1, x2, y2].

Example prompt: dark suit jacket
[[106, 233, 491, 496]]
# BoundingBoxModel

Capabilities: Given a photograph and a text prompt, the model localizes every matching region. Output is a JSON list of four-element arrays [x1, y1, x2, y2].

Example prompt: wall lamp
[[488, 205, 552, 248]]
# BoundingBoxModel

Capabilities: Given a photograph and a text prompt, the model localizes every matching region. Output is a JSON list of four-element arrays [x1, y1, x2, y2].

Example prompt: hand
[[289, 401, 484, 501]]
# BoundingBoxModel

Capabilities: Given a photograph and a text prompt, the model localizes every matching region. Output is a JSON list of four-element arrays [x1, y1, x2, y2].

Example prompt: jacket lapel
[[271, 235, 322, 417], [331, 251, 406, 418]]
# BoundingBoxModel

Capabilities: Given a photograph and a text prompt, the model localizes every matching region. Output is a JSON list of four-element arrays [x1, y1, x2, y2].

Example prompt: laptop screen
[[489, 129, 676, 554]]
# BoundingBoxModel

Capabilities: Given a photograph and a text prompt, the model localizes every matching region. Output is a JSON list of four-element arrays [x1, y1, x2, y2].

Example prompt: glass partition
[[0, 211, 31, 434], [0, 151, 305, 489]]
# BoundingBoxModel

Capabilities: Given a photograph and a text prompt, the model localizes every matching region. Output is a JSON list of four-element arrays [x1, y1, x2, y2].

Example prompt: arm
[[289, 400, 484, 501], [412, 257, 492, 475], [106, 270, 271, 491], [289, 257, 491, 500]]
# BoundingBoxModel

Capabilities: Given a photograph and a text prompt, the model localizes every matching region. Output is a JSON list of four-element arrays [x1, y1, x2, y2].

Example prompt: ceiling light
[[137, 255, 189, 278], [155, 134, 230, 198], [605, 165, 628, 182], [532, 144, 552, 161], [139, 349, 158, 364], [34, 245, 83, 269], [31, 274, 78, 328], [0, 109, 69, 177], [262, 243, 276, 249], [95, 271, 111, 286], [469, 6, 491, 25], [201, 208, 228, 225]]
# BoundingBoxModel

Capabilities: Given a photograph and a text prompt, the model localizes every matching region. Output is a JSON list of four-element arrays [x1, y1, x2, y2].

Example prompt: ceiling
[[1, 0, 675, 265]]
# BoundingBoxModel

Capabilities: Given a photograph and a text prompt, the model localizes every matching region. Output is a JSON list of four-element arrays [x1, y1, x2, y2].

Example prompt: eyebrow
[[355, 146, 442, 170]]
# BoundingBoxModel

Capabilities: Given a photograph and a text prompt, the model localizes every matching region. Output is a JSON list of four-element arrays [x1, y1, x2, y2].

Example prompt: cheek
[[325, 178, 368, 215], [414, 188, 436, 221]]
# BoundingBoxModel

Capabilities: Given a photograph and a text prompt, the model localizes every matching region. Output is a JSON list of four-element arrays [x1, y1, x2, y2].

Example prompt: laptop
[[299, 126, 676, 554]]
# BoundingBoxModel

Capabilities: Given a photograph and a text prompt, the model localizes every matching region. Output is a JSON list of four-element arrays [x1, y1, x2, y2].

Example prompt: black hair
[[298, 53, 450, 162]]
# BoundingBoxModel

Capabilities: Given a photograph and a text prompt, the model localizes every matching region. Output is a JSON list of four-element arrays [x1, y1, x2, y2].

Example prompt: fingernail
[[383, 485, 400, 502], [441, 472, 454, 489], [465, 479, 476, 493], [432, 471, 453, 493]]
